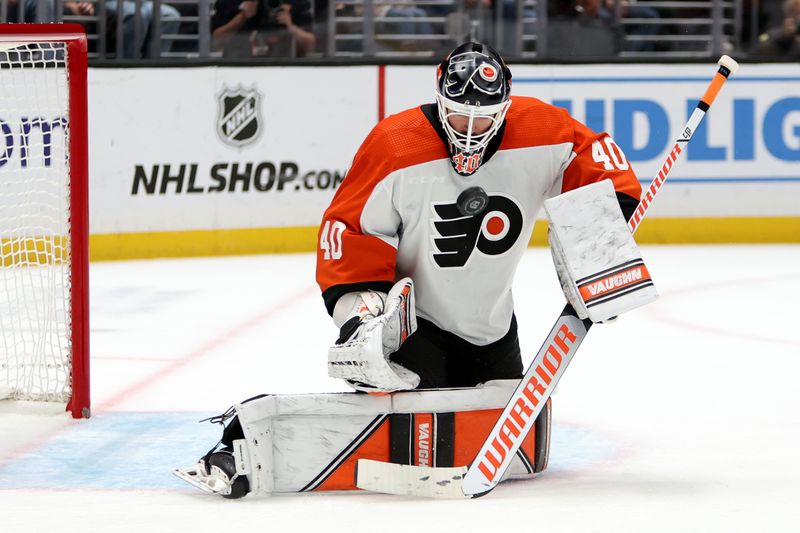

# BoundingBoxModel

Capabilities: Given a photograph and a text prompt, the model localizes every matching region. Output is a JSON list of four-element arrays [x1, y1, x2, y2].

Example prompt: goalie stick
[[355, 55, 740, 499]]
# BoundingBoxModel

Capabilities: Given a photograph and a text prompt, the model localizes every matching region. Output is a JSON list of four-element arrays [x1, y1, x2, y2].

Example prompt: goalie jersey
[[317, 96, 642, 345]]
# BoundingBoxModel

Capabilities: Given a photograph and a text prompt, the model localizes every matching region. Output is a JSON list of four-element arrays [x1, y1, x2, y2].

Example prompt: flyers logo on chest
[[431, 194, 523, 268]]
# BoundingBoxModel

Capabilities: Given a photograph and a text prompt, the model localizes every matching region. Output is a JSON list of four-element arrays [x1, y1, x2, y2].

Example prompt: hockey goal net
[[0, 25, 89, 418]]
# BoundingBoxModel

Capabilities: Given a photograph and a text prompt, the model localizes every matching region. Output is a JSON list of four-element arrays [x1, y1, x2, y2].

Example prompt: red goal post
[[0, 24, 89, 418]]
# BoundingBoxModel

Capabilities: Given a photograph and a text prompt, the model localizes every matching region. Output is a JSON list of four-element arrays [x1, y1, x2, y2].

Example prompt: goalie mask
[[435, 42, 512, 176]]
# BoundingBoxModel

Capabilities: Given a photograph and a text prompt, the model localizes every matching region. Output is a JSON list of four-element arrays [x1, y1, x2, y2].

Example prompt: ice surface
[[2, 246, 799, 532]]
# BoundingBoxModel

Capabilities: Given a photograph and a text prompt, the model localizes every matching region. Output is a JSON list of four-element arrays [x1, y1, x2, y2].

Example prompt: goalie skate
[[173, 451, 250, 499]]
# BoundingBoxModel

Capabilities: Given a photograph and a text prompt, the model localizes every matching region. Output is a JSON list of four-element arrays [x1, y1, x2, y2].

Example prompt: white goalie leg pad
[[227, 380, 544, 496], [328, 278, 419, 392], [544, 179, 658, 322]]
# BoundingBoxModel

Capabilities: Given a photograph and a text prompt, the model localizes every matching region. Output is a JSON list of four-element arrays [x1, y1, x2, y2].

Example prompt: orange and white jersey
[[317, 96, 641, 345]]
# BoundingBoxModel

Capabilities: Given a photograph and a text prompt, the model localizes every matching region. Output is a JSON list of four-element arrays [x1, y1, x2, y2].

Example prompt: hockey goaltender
[[174, 41, 660, 498]]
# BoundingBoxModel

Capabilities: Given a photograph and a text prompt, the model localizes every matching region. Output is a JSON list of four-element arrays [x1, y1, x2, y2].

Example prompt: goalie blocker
[[545, 179, 658, 323], [174, 380, 551, 497]]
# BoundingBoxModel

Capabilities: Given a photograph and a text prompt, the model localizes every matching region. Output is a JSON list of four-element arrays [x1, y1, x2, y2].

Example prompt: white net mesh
[[0, 41, 73, 403]]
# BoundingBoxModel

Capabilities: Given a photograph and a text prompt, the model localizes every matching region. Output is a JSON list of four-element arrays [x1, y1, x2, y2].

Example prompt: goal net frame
[[0, 24, 89, 419]]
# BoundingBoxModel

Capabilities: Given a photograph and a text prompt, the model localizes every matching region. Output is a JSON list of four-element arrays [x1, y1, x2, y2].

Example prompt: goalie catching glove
[[328, 278, 420, 392], [545, 179, 658, 323]]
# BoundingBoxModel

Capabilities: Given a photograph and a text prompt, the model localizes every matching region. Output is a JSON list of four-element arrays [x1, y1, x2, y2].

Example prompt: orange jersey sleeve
[[561, 118, 642, 201], [316, 108, 447, 312], [498, 97, 640, 214]]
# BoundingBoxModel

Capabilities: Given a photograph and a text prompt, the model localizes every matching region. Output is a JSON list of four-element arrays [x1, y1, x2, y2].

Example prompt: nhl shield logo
[[216, 85, 263, 147]]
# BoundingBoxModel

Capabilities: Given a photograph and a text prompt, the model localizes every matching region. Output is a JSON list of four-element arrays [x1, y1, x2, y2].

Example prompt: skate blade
[[173, 465, 232, 496]]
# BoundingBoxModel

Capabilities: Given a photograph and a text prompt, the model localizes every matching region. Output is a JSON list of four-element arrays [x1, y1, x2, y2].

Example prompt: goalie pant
[[205, 380, 551, 495]]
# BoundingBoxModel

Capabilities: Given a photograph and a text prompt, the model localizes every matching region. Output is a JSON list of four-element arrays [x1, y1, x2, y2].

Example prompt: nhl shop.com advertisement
[[87, 67, 376, 236]]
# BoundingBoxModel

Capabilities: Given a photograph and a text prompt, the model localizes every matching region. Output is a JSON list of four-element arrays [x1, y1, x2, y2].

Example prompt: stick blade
[[356, 459, 470, 499]]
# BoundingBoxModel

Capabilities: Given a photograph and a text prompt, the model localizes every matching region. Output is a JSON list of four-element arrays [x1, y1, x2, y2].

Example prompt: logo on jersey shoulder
[[216, 85, 263, 147], [431, 194, 524, 268]]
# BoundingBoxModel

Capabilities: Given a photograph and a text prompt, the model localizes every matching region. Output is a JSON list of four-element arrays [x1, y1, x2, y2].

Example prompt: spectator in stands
[[376, 2, 436, 51], [105, 1, 182, 58], [331, 1, 438, 54], [212, 0, 316, 58], [604, 0, 662, 52], [4, 0, 55, 22], [3, 1, 181, 59], [755, 0, 800, 58]]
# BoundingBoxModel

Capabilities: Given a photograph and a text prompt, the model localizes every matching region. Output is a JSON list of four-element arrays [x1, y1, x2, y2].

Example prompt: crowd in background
[[1, 0, 798, 61]]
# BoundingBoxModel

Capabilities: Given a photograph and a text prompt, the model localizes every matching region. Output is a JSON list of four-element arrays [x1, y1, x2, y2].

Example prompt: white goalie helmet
[[435, 42, 512, 176]]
